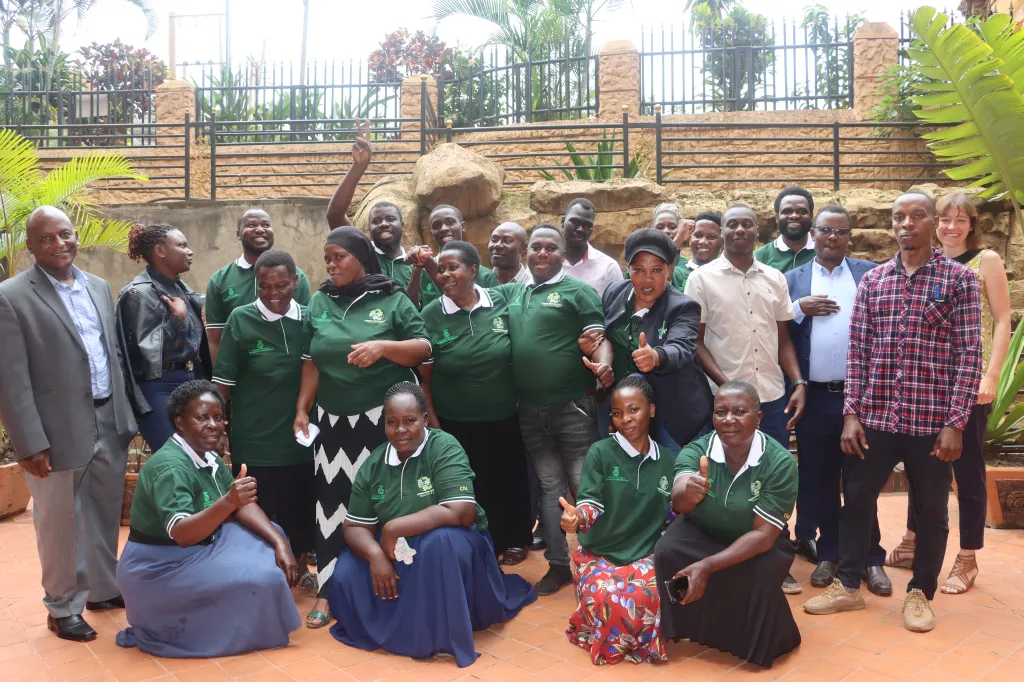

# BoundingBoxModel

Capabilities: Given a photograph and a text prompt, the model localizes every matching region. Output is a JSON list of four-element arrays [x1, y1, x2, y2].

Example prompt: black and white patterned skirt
[[312, 404, 386, 597]]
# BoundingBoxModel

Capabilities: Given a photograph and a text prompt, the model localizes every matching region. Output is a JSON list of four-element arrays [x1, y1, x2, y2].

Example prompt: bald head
[[488, 221, 529, 273], [25, 206, 78, 278], [26, 206, 73, 238]]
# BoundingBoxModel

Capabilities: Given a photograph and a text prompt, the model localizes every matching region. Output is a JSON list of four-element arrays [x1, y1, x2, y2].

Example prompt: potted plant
[[121, 435, 151, 526], [0, 424, 31, 519], [984, 320, 1024, 529]]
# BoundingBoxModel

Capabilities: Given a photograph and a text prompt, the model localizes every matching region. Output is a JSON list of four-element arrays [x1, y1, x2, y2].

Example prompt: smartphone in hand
[[663, 575, 689, 605]]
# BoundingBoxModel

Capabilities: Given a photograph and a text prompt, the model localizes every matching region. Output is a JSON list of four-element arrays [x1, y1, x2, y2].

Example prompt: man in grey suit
[[0, 206, 137, 642], [785, 205, 890, 595]]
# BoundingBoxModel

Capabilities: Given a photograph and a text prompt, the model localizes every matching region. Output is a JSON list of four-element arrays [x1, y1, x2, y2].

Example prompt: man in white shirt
[[560, 198, 621, 296]]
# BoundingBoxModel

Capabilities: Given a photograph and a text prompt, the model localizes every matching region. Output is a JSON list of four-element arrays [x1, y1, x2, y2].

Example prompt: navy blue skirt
[[327, 526, 536, 667]]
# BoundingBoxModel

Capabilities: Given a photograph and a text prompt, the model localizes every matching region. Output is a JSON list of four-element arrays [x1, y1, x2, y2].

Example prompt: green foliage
[[0, 127, 146, 278], [367, 28, 453, 82], [538, 134, 651, 181], [799, 4, 866, 109], [867, 63, 935, 134], [987, 319, 1024, 445], [691, 3, 773, 112], [441, 47, 509, 126]]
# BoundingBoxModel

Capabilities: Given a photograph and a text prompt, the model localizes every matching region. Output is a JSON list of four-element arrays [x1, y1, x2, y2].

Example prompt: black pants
[[793, 387, 884, 565], [908, 404, 990, 550], [839, 427, 952, 599], [439, 414, 533, 555], [232, 461, 316, 558]]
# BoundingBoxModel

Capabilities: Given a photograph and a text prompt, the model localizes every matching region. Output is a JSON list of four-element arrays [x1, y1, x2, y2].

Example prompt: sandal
[[298, 571, 319, 595], [501, 547, 529, 566], [940, 554, 979, 595], [885, 538, 915, 569], [306, 609, 331, 629]]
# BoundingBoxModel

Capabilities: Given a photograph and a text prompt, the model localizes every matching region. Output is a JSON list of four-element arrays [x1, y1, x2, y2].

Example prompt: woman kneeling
[[654, 381, 800, 668], [328, 382, 536, 667], [563, 375, 675, 665], [117, 380, 301, 657]]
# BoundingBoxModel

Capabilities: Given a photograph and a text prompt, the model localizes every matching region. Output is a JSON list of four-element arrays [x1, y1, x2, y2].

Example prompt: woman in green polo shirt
[[419, 241, 532, 566], [560, 375, 674, 665], [116, 380, 301, 658], [294, 226, 432, 629], [327, 382, 536, 667], [653, 380, 800, 668]]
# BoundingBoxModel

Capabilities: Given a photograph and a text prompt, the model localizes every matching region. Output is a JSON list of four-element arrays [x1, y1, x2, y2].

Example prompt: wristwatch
[[792, 380, 808, 388]]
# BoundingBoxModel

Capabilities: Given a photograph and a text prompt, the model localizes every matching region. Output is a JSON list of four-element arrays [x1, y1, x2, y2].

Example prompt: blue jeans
[[517, 396, 599, 568], [759, 395, 791, 451], [136, 369, 196, 451]]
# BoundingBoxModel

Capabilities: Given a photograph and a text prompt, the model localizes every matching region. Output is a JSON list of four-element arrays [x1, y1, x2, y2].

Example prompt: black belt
[[93, 396, 111, 408], [163, 359, 196, 372], [128, 527, 212, 546], [808, 380, 845, 393]]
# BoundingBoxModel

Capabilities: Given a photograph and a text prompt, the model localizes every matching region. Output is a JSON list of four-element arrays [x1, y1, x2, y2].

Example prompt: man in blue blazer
[[786, 205, 891, 596]]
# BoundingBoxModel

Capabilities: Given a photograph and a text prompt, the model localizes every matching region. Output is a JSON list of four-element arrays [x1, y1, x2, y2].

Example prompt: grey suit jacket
[[0, 264, 137, 470]]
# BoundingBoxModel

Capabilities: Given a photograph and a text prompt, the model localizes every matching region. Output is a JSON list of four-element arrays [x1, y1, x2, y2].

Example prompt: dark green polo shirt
[[205, 257, 312, 330], [130, 435, 235, 540], [419, 265, 498, 308], [345, 429, 487, 532], [606, 304, 648, 381], [212, 301, 312, 466], [377, 249, 413, 288], [303, 289, 429, 416], [753, 239, 815, 274], [675, 431, 797, 543], [499, 273, 605, 405], [420, 287, 517, 422], [575, 435, 675, 566]]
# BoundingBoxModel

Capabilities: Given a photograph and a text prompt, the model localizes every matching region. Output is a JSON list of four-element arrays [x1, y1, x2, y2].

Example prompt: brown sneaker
[[903, 589, 936, 632], [803, 578, 866, 615]]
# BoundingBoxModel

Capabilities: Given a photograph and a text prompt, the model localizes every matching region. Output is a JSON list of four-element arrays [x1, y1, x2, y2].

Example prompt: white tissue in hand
[[394, 537, 416, 565]]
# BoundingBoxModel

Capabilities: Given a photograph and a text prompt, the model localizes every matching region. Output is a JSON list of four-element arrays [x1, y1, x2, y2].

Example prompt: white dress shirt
[[792, 258, 857, 382], [562, 243, 622, 297]]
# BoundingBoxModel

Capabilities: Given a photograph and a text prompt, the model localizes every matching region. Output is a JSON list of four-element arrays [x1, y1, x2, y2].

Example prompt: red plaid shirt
[[844, 249, 981, 436]]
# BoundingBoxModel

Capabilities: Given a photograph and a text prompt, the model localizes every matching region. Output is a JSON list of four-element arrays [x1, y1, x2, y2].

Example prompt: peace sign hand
[[559, 496, 579, 533], [352, 118, 372, 167], [632, 332, 660, 372], [583, 356, 614, 389]]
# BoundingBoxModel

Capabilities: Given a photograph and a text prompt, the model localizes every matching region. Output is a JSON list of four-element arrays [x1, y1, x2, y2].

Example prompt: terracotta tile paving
[[0, 494, 1021, 682]]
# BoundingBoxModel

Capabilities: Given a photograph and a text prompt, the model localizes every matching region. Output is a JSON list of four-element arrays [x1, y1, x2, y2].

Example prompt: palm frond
[[32, 153, 146, 209], [75, 215, 134, 253], [0, 128, 43, 210]]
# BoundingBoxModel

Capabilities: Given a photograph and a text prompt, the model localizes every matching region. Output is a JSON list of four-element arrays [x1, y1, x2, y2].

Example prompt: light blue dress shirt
[[791, 259, 857, 383], [43, 266, 111, 399]]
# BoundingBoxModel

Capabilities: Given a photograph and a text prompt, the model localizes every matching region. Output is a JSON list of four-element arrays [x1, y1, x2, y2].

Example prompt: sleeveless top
[[954, 249, 994, 370]]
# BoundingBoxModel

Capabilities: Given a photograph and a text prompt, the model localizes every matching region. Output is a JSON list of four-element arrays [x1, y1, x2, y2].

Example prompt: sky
[[27, 0, 930, 74]]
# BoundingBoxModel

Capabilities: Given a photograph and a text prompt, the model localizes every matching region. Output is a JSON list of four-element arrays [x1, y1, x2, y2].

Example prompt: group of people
[[0, 128, 1002, 669]]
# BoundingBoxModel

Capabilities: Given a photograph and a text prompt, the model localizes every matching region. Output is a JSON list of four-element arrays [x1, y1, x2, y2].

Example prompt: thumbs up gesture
[[227, 463, 257, 509], [631, 331, 661, 373], [699, 455, 709, 478], [583, 356, 614, 389], [559, 496, 580, 533]]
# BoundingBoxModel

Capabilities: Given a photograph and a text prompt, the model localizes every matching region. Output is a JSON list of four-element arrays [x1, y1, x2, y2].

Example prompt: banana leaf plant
[[987, 314, 1024, 445], [538, 134, 651, 181]]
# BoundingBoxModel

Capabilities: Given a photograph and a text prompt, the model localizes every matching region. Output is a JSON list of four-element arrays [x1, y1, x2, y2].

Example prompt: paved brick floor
[[0, 494, 1022, 682]]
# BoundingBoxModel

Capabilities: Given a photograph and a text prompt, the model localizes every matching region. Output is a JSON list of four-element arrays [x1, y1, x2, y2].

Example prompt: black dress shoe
[[86, 595, 124, 611], [47, 615, 97, 642], [535, 564, 573, 596], [529, 525, 546, 551], [811, 561, 839, 588], [794, 538, 818, 564], [862, 566, 893, 596]]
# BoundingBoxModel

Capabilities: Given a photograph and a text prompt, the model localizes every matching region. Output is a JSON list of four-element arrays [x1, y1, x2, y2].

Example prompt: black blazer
[[602, 279, 712, 447]]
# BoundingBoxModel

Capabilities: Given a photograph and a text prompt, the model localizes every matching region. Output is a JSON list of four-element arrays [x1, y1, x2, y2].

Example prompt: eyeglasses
[[815, 227, 851, 237]]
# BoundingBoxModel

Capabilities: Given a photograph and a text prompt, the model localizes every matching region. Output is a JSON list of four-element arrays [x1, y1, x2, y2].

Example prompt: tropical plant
[[800, 4, 866, 109], [538, 134, 651, 181], [367, 28, 454, 82], [683, 0, 736, 21], [906, 8, 1024, 223], [987, 318, 1024, 445], [76, 39, 167, 119], [692, 3, 773, 112], [0, 127, 146, 278], [867, 63, 935, 135]]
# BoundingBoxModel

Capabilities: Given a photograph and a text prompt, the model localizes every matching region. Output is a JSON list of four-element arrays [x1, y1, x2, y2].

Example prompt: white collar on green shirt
[[172, 434, 221, 473], [440, 285, 493, 314], [235, 254, 254, 270], [773, 233, 812, 253], [531, 269, 566, 287], [707, 430, 767, 468], [613, 432, 659, 460], [374, 245, 407, 261], [256, 298, 301, 322], [385, 428, 431, 466]]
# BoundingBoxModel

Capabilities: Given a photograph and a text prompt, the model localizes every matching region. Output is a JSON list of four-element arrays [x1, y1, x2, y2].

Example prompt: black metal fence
[[640, 16, 861, 114], [0, 68, 159, 147]]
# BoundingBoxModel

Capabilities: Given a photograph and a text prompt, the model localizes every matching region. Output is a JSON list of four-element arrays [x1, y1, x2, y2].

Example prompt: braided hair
[[127, 223, 176, 264], [384, 381, 428, 413], [614, 373, 656, 405]]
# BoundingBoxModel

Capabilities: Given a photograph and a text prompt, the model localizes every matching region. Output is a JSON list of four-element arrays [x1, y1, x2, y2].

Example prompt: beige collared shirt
[[684, 256, 795, 402]]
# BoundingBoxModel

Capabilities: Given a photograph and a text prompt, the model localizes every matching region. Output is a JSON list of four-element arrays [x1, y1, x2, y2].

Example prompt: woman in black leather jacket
[[115, 223, 210, 451]]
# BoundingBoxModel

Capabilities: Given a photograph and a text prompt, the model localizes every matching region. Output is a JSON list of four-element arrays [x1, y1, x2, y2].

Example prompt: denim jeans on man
[[759, 395, 791, 450], [517, 396, 599, 567]]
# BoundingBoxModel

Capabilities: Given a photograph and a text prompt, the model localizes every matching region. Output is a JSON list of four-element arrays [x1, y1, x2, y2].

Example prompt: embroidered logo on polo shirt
[[224, 287, 242, 301], [748, 480, 762, 502], [312, 310, 331, 324], [492, 317, 507, 333], [371, 485, 385, 501], [249, 339, 274, 355], [606, 465, 629, 483], [543, 291, 563, 307], [658, 321, 667, 339], [417, 477, 434, 497], [202, 491, 212, 507], [366, 309, 385, 324], [658, 476, 670, 496], [423, 281, 438, 295], [436, 328, 457, 346]]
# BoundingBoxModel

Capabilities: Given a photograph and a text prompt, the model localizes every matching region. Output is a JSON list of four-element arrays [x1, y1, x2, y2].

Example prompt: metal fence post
[[446, 119, 453, 144], [210, 113, 217, 201], [654, 104, 663, 185], [524, 58, 532, 124], [184, 112, 191, 200], [832, 121, 841, 191], [622, 106, 630, 177], [420, 78, 428, 156]]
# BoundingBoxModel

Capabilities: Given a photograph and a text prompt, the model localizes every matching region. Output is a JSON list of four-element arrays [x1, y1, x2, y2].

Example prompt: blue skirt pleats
[[115, 522, 302, 658], [327, 526, 537, 667]]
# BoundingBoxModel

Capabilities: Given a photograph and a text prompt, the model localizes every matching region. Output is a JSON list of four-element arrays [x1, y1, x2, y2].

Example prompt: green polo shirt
[[575, 435, 675, 566], [205, 257, 312, 330], [212, 301, 312, 466], [606, 303, 647, 382], [675, 431, 797, 544], [420, 287, 517, 422], [622, 264, 689, 292], [753, 239, 815, 273], [499, 273, 605, 405], [345, 429, 488, 532], [419, 265, 498, 308], [129, 435, 235, 541], [303, 289, 429, 416], [377, 249, 413, 288]]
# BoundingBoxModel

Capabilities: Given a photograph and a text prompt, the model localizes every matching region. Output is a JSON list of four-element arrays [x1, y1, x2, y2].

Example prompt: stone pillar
[[598, 40, 640, 120], [155, 79, 196, 146], [401, 75, 438, 139], [852, 23, 900, 119]]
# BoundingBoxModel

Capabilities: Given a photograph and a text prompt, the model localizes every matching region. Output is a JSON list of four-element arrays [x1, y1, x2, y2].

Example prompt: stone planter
[[0, 462, 30, 519], [985, 466, 1024, 529]]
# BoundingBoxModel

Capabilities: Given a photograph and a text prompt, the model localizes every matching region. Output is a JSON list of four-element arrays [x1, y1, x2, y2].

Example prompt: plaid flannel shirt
[[843, 249, 981, 436]]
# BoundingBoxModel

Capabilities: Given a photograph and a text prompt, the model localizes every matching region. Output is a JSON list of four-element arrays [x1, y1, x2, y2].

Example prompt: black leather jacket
[[115, 269, 211, 418]]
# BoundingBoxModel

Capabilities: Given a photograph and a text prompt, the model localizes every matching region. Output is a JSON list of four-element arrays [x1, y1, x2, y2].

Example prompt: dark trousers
[[759, 395, 791, 451], [136, 369, 196, 451], [908, 404, 989, 550], [793, 387, 884, 565], [839, 427, 952, 599], [231, 461, 316, 558]]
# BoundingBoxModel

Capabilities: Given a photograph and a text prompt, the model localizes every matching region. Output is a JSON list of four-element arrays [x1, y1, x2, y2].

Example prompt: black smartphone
[[663, 575, 689, 605]]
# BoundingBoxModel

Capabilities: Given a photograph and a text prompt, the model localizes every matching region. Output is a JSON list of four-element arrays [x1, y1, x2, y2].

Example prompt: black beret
[[624, 227, 679, 266]]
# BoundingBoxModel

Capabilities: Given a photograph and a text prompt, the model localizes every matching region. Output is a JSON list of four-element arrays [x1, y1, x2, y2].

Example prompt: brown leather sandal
[[940, 554, 979, 595], [885, 538, 915, 569]]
